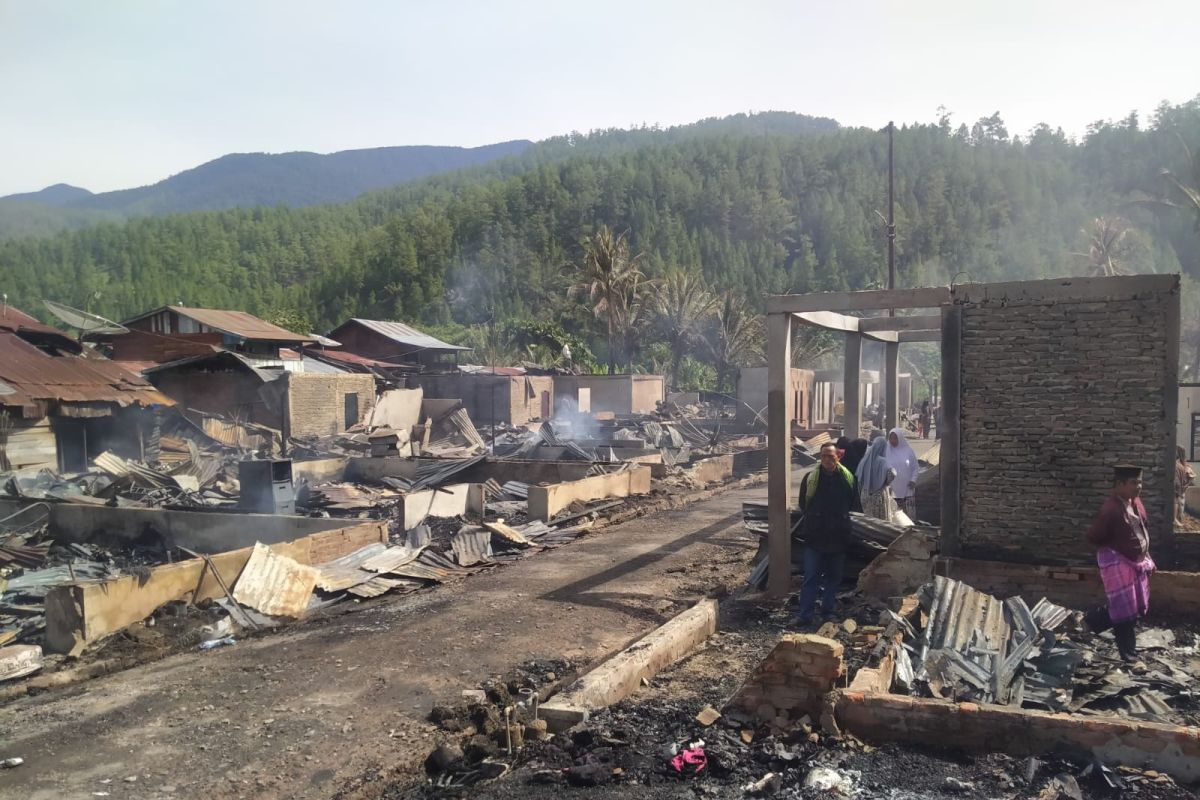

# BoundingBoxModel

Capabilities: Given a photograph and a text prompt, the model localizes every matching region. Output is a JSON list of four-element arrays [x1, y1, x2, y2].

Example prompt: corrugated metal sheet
[[0, 331, 171, 414], [345, 319, 470, 352], [314, 542, 389, 592], [451, 527, 492, 566], [346, 575, 423, 598], [125, 306, 314, 344], [359, 545, 424, 574], [0, 306, 68, 337], [232, 543, 318, 617]]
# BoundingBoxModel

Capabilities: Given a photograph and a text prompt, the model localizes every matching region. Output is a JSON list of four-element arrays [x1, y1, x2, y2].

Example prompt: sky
[[1, 0, 1196, 195]]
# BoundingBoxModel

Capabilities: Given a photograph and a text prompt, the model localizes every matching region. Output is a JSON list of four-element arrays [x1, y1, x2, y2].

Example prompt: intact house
[[106, 305, 317, 367], [326, 318, 470, 371], [0, 305, 172, 472], [143, 351, 376, 443], [552, 374, 665, 416]]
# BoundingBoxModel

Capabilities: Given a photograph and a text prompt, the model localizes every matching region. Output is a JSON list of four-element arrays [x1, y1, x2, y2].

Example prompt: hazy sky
[[2, 0, 1196, 195]]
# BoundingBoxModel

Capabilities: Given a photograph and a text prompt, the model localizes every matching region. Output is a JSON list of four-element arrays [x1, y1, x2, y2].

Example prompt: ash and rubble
[[0, 393, 768, 683], [398, 597, 1196, 800]]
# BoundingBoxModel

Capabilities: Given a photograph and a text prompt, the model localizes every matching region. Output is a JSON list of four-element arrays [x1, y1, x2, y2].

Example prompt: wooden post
[[767, 312, 793, 599], [940, 305, 962, 556], [844, 332, 862, 438]]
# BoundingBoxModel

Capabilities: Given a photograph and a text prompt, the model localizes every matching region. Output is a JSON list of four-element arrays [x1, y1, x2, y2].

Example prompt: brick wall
[[729, 634, 844, 728], [286, 373, 376, 438], [956, 279, 1177, 564], [938, 557, 1200, 618]]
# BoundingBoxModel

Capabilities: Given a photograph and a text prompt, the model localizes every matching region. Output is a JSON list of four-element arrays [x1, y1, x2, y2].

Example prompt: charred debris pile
[[0, 394, 767, 682]]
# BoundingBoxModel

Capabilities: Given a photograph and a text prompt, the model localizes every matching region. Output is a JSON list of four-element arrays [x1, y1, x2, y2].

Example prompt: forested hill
[[0, 140, 534, 235], [2, 103, 1198, 372]]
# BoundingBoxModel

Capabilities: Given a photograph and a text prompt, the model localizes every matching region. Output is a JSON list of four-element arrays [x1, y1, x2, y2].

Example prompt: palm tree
[[1073, 216, 1133, 277], [707, 292, 764, 393], [652, 270, 717, 387], [570, 226, 645, 374]]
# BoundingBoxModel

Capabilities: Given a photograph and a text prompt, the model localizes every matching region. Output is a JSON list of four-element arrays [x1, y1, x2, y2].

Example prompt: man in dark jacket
[[794, 442, 861, 625]]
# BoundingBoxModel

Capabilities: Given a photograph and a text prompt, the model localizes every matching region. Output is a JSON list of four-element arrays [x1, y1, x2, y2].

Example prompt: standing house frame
[[764, 275, 1180, 598]]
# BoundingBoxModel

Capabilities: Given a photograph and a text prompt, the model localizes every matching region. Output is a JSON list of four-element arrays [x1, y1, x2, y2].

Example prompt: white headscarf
[[886, 427, 918, 498]]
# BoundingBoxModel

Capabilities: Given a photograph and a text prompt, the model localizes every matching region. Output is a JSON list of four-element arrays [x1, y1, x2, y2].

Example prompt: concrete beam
[[858, 314, 943, 333], [793, 310, 860, 333], [895, 330, 943, 343], [540, 599, 718, 731], [844, 333, 862, 437], [767, 313, 793, 599], [767, 286, 951, 315]]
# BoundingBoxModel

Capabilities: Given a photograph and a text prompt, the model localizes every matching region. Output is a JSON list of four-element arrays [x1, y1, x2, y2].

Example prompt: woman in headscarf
[[886, 427, 919, 516], [841, 438, 869, 475], [855, 437, 897, 521]]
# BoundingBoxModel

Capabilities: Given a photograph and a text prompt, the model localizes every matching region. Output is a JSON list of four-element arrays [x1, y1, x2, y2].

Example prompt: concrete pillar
[[843, 332, 862, 437], [884, 341, 900, 431], [767, 312, 793, 599], [940, 306, 962, 556]]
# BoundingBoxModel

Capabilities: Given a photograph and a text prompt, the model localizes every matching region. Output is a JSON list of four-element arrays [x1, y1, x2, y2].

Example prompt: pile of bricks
[[729, 634, 845, 727]]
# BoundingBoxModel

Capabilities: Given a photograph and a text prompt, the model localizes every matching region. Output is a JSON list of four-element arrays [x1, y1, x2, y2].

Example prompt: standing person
[[1084, 465, 1156, 666], [1175, 446, 1194, 524], [855, 437, 898, 521], [793, 443, 860, 626], [934, 403, 942, 441], [841, 438, 869, 475], [886, 427, 919, 516], [919, 400, 931, 440]]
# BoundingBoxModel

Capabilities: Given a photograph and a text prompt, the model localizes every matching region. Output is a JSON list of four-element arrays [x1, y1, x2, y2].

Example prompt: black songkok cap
[[1113, 465, 1143, 481]]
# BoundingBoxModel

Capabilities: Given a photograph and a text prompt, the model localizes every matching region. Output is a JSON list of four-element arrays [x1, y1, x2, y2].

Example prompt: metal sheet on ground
[[233, 543, 318, 618]]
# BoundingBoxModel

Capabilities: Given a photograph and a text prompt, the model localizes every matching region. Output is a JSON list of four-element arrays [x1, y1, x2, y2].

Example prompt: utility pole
[[887, 120, 896, 315]]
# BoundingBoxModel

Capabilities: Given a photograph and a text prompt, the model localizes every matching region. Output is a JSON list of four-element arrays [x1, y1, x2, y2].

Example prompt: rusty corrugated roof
[[123, 305, 314, 343], [0, 331, 172, 415], [0, 305, 69, 338]]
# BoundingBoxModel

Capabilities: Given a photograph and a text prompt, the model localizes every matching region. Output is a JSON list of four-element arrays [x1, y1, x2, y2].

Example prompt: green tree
[[569, 226, 645, 374], [651, 270, 717, 388], [706, 291, 763, 393]]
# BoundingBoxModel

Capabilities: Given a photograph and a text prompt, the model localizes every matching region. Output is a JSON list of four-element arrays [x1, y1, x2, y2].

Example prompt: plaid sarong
[[1097, 547, 1155, 623]]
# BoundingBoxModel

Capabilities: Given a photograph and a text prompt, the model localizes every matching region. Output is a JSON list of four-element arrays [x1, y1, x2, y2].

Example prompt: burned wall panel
[[954, 276, 1178, 564]]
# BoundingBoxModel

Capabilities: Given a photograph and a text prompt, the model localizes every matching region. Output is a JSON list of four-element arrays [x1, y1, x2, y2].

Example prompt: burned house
[[108, 305, 316, 366], [326, 318, 470, 371], [552, 374, 665, 416], [736, 366, 814, 428], [763, 274, 1180, 595], [407, 369, 554, 427], [0, 305, 171, 472], [143, 351, 376, 442]]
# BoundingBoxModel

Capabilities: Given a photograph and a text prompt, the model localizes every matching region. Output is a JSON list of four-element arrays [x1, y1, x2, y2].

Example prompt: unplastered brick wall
[[287, 373, 376, 438], [956, 277, 1178, 564], [729, 634, 844, 726]]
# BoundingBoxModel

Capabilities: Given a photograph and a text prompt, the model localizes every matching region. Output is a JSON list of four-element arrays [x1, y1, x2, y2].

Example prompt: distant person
[[855, 437, 898, 521], [1175, 446, 1194, 523], [1084, 465, 1156, 667], [794, 443, 860, 626], [919, 400, 931, 439], [886, 427, 919, 516]]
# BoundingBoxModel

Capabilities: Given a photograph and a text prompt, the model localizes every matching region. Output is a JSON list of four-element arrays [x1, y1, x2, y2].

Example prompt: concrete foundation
[[43, 522, 389, 654], [527, 466, 652, 521]]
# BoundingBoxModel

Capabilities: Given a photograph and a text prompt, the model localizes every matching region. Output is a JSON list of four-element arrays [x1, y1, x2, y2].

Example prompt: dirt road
[[0, 482, 768, 800]]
